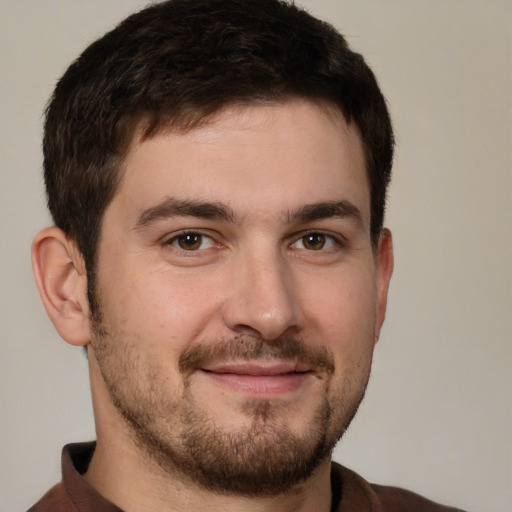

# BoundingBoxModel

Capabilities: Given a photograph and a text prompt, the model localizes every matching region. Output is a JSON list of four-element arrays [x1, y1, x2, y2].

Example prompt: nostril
[[231, 324, 264, 338]]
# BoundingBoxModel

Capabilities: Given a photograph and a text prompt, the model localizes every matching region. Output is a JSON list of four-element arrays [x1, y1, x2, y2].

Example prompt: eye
[[169, 232, 215, 251], [292, 232, 338, 251]]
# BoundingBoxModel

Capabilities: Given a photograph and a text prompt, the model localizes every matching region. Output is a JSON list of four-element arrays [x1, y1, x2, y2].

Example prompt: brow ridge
[[288, 200, 362, 224], [135, 197, 362, 230], [135, 197, 236, 229]]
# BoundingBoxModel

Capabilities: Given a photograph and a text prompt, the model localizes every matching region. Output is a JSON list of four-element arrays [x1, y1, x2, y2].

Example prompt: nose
[[222, 249, 304, 341]]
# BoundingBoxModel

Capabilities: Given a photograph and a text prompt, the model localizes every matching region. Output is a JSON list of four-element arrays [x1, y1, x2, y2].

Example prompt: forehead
[[111, 100, 369, 225]]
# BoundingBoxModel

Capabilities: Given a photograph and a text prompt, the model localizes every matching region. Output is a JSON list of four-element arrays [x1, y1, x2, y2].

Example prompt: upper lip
[[201, 361, 312, 376]]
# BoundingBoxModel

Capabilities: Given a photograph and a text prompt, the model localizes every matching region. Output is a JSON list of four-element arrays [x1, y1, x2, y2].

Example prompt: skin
[[32, 99, 393, 512]]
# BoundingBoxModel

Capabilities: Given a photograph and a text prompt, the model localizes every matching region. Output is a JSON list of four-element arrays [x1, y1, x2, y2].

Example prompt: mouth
[[200, 361, 314, 395]]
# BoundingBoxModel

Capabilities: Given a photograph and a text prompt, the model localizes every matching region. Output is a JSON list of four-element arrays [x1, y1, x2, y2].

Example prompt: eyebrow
[[135, 197, 236, 229], [134, 197, 362, 230], [288, 200, 363, 225]]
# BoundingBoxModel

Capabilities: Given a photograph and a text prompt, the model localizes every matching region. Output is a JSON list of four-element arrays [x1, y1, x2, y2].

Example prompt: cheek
[[98, 261, 225, 352], [302, 266, 377, 332], [300, 266, 377, 367]]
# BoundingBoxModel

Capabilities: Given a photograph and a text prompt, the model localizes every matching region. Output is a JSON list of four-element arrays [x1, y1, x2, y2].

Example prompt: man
[[29, 0, 466, 510]]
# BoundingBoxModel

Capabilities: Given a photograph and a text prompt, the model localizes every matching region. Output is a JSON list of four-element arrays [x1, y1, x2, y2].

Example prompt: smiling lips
[[201, 361, 313, 395]]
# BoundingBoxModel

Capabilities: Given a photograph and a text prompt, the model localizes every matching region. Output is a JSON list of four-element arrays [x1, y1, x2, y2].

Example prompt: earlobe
[[374, 228, 394, 343], [31, 227, 91, 346]]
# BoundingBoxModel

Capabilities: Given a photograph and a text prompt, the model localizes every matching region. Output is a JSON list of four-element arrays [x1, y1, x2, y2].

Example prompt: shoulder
[[370, 483, 468, 512], [331, 462, 468, 512], [27, 482, 77, 512]]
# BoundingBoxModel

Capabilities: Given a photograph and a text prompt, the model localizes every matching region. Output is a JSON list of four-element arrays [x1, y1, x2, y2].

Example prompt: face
[[89, 100, 392, 495]]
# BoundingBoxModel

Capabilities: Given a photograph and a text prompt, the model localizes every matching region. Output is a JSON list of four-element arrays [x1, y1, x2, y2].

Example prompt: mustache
[[179, 336, 335, 378]]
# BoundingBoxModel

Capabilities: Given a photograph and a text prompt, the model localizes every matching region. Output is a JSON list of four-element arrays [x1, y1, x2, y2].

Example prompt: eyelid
[[162, 229, 221, 252], [160, 228, 347, 254], [289, 229, 348, 250]]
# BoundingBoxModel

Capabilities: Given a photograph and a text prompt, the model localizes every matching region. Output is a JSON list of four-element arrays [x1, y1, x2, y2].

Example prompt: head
[[34, 0, 394, 499]]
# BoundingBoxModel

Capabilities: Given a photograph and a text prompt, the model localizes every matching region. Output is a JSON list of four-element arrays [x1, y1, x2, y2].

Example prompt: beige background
[[1, 1, 510, 511]]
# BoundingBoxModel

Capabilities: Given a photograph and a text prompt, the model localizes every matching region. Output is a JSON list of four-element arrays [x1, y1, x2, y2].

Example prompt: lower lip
[[202, 371, 310, 395]]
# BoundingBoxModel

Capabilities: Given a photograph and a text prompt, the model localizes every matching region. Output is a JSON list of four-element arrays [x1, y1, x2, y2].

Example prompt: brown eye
[[292, 231, 339, 251], [177, 233, 201, 250], [301, 233, 327, 250], [171, 233, 214, 251]]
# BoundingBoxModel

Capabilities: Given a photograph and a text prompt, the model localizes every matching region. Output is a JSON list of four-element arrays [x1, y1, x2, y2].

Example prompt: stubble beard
[[90, 315, 371, 497]]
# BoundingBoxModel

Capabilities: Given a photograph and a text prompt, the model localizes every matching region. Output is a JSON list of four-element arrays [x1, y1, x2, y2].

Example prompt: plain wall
[[1, 1, 510, 511]]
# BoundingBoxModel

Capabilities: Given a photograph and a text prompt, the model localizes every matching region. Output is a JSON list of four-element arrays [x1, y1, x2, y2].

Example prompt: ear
[[374, 228, 394, 342], [31, 227, 91, 346]]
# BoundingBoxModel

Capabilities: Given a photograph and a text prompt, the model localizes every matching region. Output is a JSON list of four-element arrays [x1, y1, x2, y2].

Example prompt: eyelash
[[290, 230, 346, 252], [162, 229, 346, 254], [163, 230, 218, 253]]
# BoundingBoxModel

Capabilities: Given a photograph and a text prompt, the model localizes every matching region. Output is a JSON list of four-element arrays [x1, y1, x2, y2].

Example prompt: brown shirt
[[28, 442, 467, 512]]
